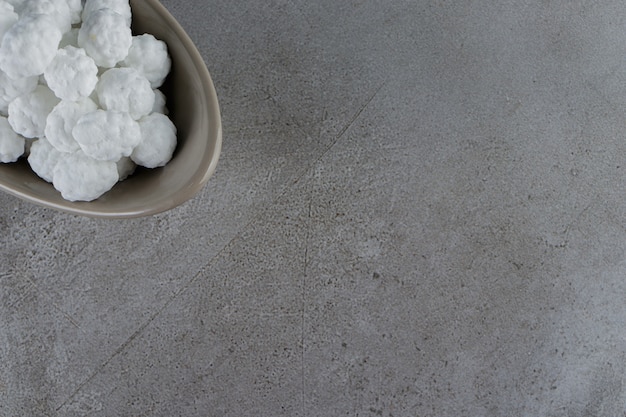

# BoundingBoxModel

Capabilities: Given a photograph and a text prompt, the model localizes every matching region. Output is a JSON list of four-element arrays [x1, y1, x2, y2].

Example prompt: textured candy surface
[[52, 150, 119, 201], [44, 46, 98, 101], [72, 109, 141, 161], [132, 112, 177, 168], [0, 115, 24, 162], [8, 84, 59, 138], [0, 14, 62, 78], [45, 97, 98, 153], [97, 68, 154, 120], [78, 8, 131, 68]]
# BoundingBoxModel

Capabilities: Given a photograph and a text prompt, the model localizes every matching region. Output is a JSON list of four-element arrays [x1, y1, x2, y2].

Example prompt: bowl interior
[[0, 0, 222, 218]]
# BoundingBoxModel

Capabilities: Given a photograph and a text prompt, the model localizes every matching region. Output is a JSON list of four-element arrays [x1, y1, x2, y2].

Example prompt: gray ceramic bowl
[[0, 0, 222, 218]]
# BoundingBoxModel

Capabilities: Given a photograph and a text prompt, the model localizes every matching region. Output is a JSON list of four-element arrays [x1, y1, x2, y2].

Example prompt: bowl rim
[[0, 0, 222, 219]]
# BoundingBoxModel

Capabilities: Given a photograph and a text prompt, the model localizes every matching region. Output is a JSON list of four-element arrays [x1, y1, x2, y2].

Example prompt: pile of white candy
[[0, 0, 177, 201]]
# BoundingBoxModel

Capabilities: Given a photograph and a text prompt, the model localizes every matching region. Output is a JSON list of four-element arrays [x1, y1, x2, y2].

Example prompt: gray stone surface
[[2, 0, 626, 415]]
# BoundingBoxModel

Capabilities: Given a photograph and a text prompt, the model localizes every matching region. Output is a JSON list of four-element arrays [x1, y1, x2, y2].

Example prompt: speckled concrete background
[[3, 0, 626, 415]]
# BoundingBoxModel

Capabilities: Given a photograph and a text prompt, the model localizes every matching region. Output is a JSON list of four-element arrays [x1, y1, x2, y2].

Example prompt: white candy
[[81, 0, 131, 27], [0, 2, 18, 43], [122, 34, 171, 88], [0, 0, 177, 202], [45, 97, 97, 153], [0, 115, 24, 162], [0, 14, 62, 79], [44, 46, 98, 101], [20, 0, 71, 34], [52, 149, 119, 201], [0, 70, 38, 115], [78, 8, 131, 68], [116, 156, 136, 180], [8, 84, 59, 138], [132, 113, 177, 168], [72, 109, 141, 161], [27, 136, 62, 182], [97, 68, 155, 120]]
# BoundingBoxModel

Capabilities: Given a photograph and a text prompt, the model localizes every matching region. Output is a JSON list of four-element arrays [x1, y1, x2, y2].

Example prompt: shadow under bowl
[[0, 0, 222, 218]]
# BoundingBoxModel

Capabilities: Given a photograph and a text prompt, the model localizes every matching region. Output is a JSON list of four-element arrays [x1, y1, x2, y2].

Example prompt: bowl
[[0, 0, 222, 218]]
